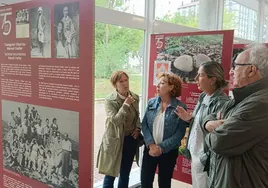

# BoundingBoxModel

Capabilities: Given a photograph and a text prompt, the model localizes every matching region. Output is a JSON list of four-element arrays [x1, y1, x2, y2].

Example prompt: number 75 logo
[[1, 12, 12, 36], [155, 35, 164, 49]]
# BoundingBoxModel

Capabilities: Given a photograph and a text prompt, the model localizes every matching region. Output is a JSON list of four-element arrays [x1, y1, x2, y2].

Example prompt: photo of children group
[[2, 100, 79, 188], [16, 9, 29, 24], [16, 9, 30, 38]]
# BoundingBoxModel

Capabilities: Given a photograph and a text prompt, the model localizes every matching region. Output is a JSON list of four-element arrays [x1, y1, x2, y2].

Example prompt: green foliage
[[95, 0, 144, 78], [95, 39, 128, 78], [95, 24, 143, 78], [159, 8, 235, 30], [96, 0, 125, 9], [95, 74, 142, 98], [159, 11, 198, 28], [95, 22, 143, 78], [222, 8, 236, 30]]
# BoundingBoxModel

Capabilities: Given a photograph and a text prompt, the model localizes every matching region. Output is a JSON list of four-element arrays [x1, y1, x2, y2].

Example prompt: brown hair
[[157, 73, 182, 97], [201, 61, 228, 89], [110, 70, 129, 87]]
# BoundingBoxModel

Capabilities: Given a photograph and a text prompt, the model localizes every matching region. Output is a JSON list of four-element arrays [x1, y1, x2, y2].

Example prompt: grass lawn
[[95, 74, 142, 99]]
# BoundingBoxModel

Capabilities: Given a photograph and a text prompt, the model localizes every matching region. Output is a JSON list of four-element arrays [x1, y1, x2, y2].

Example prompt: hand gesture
[[175, 106, 192, 122], [124, 95, 135, 105]]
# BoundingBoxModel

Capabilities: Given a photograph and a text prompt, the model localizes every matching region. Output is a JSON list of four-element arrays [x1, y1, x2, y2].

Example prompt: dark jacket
[[203, 78, 268, 188], [142, 96, 187, 153]]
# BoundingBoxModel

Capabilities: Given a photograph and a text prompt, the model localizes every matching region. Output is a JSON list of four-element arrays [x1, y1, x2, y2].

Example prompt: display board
[[0, 0, 94, 187], [149, 30, 234, 184]]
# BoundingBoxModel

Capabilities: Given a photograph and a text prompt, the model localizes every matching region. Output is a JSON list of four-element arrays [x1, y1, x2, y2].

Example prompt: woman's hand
[[149, 144, 162, 157], [175, 106, 192, 122], [131, 128, 140, 139], [124, 95, 135, 105]]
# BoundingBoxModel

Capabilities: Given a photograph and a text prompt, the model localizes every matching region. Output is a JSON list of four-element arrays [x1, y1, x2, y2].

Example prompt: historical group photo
[[2, 100, 79, 188], [16, 9, 29, 38]]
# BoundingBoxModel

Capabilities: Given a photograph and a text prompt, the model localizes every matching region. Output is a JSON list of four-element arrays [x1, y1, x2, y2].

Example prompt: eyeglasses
[[232, 53, 252, 69], [232, 62, 252, 70]]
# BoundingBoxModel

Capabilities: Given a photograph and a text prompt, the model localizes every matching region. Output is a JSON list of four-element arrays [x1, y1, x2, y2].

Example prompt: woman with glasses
[[176, 61, 229, 188]]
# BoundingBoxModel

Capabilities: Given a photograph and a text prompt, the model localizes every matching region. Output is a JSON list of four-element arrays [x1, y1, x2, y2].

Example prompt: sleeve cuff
[[146, 140, 155, 148], [203, 120, 211, 133], [123, 103, 130, 107], [158, 144, 166, 153]]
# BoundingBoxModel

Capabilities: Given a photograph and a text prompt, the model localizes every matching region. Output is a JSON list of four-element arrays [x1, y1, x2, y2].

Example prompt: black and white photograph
[[54, 2, 80, 59], [157, 34, 223, 83], [2, 100, 79, 188], [30, 7, 51, 58], [16, 9, 29, 38]]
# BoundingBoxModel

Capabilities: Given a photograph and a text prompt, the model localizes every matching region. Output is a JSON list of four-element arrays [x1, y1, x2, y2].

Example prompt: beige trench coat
[[96, 91, 140, 177]]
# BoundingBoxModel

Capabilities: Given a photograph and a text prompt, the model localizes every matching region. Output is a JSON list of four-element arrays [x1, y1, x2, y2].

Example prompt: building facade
[[177, 0, 257, 41]]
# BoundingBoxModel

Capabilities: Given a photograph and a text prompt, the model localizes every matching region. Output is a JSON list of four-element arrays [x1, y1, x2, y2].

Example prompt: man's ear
[[248, 65, 258, 78]]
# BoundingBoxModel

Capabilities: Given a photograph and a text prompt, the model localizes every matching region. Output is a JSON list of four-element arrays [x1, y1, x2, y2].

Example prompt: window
[[223, 0, 257, 41], [95, 0, 145, 17], [155, 0, 199, 28], [263, 3, 268, 42]]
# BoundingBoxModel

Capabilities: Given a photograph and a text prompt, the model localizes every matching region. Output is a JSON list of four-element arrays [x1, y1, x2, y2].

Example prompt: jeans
[[103, 135, 137, 188], [141, 148, 178, 188]]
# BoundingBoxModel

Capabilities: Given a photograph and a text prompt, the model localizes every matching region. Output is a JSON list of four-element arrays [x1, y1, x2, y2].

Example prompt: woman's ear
[[211, 77, 216, 85]]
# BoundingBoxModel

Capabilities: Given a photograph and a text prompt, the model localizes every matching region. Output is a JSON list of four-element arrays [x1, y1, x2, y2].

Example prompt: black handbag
[[137, 133, 144, 147]]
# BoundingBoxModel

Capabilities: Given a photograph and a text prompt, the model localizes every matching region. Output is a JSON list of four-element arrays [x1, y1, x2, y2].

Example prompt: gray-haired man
[[203, 44, 268, 188]]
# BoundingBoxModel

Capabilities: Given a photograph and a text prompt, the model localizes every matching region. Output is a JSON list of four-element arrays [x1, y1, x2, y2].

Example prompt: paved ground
[[93, 101, 105, 183]]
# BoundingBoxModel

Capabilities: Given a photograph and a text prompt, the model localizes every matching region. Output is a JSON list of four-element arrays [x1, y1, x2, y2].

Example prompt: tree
[[159, 8, 235, 30], [96, 0, 127, 10], [160, 11, 198, 28], [95, 23, 144, 78], [95, 0, 144, 78], [222, 9, 235, 30]]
